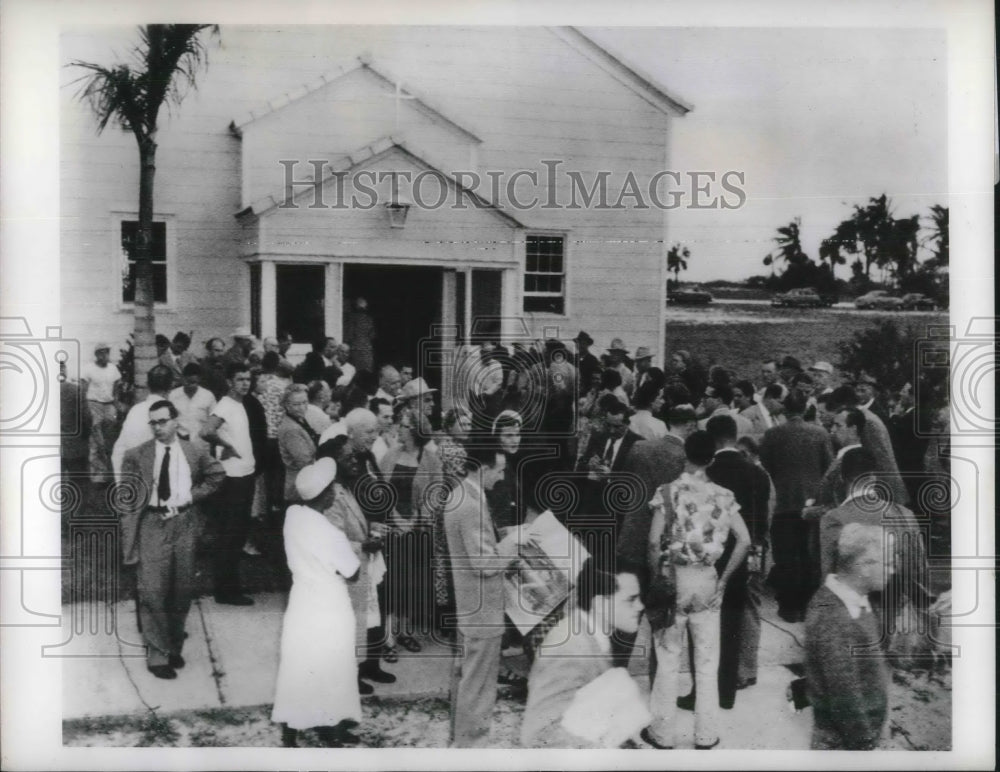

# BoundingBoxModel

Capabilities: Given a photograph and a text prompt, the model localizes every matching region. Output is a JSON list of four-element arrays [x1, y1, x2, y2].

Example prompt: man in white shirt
[[304, 380, 333, 436], [754, 359, 780, 402], [375, 365, 402, 403], [169, 363, 217, 448], [369, 397, 395, 465], [111, 365, 174, 477], [335, 343, 356, 387], [606, 339, 635, 399], [119, 400, 225, 679], [81, 342, 122, 482], [629, 381, 667, 441], [200, 362, 257, 606]]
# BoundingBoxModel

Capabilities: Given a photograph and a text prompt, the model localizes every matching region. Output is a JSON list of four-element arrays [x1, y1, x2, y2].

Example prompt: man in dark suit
[[572, 394, 642, 666], [889, 383, 929, 507], [120, 400, 226, 679], [760, 390, 834, 621], [158, 331, 199, 387], [854, 373, 891, 428], [814, 407, 865, 508], [572, 331, 601, 390], [705, 415, 772, 704], [575, 394, 643, 528], [828, 386, 907, 505]]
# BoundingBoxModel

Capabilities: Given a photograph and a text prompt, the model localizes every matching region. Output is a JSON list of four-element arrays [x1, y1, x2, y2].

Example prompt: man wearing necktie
[[120, 400, 225, 679]]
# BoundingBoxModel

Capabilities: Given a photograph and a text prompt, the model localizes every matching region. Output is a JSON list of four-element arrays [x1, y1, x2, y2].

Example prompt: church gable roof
[[549, 27, 693, 116], [229, 54, 482, 144], [238, 135, 524, 229]]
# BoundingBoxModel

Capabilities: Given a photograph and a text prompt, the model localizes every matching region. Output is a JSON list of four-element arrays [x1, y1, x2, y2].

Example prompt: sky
[[585, 26, 948, 282]]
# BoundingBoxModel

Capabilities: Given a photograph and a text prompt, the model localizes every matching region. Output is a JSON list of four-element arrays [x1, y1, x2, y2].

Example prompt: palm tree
[[923, 204, 949, 269], [819, 219, 854, 279], [71, 25, 218, 394], [763, 217, 809, 270], [666, 243, 691, 286]]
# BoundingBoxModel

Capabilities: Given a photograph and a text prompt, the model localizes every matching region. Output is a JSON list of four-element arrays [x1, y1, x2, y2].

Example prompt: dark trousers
[[137, 509, 200, 666], [211, 474, 256, 598], [718, 564, 748, 702], [769, 510, 814, 614], [359, 581, 388, 674]]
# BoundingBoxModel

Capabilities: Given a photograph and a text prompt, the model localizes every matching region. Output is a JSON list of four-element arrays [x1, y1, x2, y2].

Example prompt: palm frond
[[69, 24, 218, 136]]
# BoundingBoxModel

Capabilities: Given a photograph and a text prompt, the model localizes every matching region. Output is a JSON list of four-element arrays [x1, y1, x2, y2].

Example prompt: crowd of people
[[61, 322, 951, 750]]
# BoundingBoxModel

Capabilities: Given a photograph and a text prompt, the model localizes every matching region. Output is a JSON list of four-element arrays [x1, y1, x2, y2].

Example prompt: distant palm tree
[[922, 204, 949, 269], [763, 217, 809, 270], [819, 219, 854, 279], [667, 243, 691, 285], [71, 24, 218, 393]]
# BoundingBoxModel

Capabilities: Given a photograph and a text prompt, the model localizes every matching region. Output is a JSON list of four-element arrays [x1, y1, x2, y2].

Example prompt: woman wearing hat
[[271, 456, 362, 748]]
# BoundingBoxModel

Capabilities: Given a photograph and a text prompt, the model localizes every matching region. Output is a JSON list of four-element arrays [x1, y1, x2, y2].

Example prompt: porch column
[[260, 261, 276, 339], [325, 262, 343, 342], [462, 268, 472, 347], [440, 270, 457, 410], [501, 267, 519, 339]]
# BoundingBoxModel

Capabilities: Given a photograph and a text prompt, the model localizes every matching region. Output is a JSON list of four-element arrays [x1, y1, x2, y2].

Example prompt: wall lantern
[[384, 172, 413, 229]]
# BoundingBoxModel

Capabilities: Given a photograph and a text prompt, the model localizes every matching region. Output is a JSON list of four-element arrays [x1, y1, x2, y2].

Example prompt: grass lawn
[[663, 302, 948, 378]]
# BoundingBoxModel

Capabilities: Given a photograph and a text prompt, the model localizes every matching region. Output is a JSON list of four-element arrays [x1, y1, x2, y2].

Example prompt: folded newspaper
[[503, 511, 590, 635], [561, 667, 652, 748]]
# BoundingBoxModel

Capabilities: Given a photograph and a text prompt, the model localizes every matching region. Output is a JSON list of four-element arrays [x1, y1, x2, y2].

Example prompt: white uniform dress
[[272, 504, 361, 730]]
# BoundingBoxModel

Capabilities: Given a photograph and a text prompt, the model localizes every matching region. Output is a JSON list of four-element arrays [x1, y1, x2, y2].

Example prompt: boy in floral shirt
[[643, 431, 751, 750]]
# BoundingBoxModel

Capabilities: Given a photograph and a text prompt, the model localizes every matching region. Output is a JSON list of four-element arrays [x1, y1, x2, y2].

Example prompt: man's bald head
[[379, 365, 402, 397], [345, 408, 379, 453]]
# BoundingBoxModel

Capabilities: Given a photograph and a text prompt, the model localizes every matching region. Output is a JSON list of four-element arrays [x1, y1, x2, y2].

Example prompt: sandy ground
[[63, 661, 951, 750]]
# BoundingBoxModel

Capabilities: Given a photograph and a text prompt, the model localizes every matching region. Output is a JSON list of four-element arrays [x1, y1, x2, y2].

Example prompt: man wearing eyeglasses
[[120, 400, 225, 680]]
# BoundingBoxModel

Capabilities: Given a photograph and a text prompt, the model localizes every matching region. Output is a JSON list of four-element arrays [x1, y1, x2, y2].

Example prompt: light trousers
[[449, 633, 502, 747], [648, 565, 720, 747]]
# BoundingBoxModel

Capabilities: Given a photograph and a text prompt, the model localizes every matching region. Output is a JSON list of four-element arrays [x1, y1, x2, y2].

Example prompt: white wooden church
[[60, 25, 691, 387]]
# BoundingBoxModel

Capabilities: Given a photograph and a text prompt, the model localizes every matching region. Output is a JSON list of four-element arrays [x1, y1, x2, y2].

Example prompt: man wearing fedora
[[807, 361, 836, 397], [572, 331, 601, 389], [605, 338, 635, 399], [634, 346, 665, 393], [853, 373, 890, 428]]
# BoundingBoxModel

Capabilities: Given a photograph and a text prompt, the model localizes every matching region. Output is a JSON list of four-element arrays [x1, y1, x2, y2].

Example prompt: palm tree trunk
[[133, 137, 158, 395]]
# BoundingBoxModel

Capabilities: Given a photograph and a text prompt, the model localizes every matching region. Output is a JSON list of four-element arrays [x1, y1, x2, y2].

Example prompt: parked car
[[854, 290, 904, 310], [668, 287, 713, 305], [771, 287, 824, 308], [900, 293, 938, 311]]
